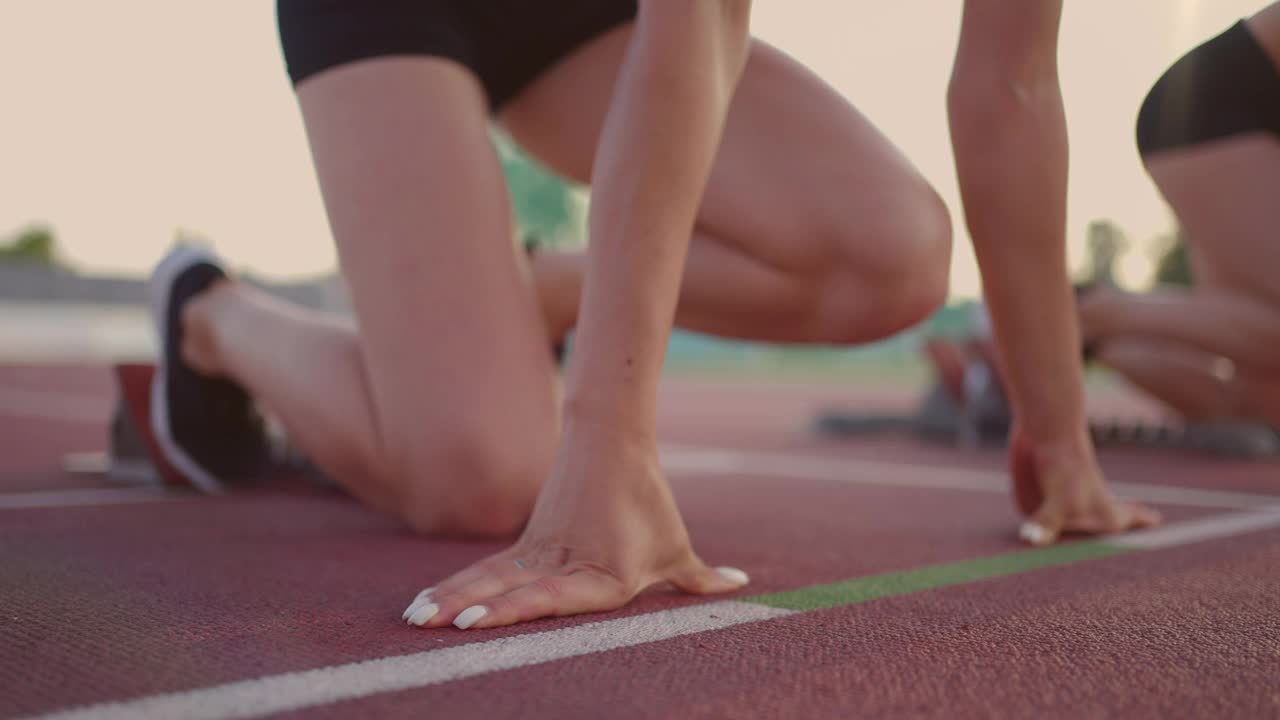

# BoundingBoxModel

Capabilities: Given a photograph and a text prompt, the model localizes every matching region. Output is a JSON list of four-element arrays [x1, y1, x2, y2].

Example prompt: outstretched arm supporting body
[[949, 0, 1159, 544]]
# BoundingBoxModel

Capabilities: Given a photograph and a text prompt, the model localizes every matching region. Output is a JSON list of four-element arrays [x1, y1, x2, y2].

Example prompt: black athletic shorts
[[1136, 20, 1280, 155], [277, 0, 638, 112]]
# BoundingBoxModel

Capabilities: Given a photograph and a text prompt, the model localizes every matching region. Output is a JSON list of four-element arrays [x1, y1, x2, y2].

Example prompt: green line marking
[[747, 541, 1133, 612]]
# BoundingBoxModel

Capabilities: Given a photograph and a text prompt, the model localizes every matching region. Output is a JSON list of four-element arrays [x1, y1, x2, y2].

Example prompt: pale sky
[[1, 1, 1272, 296]]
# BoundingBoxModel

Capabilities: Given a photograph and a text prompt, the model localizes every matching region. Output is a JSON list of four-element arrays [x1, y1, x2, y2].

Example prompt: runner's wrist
[[561, 390, 659, 447], [1013, 414, 1092, 455]]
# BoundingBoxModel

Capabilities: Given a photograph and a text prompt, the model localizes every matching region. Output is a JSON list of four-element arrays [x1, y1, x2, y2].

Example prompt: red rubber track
[[0, 365, 1275, 719]]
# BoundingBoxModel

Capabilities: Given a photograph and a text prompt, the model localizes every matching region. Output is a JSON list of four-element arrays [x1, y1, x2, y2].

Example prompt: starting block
[[63, 363, 330, 487], [62, 363, 179, 486], [815, 343, 1280, 460]]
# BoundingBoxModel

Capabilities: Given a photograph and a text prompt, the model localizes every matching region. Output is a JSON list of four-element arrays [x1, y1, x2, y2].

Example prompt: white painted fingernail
[[414, 586, 436, 602], [1019, 522, 1049, 546], [402, 597, 428, 622], [402, 601, 420, 622], [454, 605, 488, 630], [407, 603, 439, 627], [716, 566, 749, 586]]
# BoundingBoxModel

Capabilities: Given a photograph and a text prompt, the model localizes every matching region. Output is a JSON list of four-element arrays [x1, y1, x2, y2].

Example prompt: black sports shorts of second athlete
[[1137, 20, 1280, 155]]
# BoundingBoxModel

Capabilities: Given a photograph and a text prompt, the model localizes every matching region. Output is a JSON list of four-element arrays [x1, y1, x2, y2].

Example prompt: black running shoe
[[148, 246, 269, 493]]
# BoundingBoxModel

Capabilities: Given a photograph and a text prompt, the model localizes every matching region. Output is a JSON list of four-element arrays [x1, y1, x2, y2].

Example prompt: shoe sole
[[147, 246, 227, 495]]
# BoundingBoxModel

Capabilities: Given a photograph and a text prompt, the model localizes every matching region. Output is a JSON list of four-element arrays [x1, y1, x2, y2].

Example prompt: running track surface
[[1, 364, 1277, 719]]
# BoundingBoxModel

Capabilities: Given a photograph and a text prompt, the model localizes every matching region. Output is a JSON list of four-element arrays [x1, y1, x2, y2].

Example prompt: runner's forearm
[[949, 0, 1086, 442], [565, 0, 751, 439]]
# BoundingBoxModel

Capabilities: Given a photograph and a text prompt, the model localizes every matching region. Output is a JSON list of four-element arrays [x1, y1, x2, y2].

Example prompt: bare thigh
[[295, 58, 557, 530], [500, 27, 950, 319], [1145, 135, 1280, 306]]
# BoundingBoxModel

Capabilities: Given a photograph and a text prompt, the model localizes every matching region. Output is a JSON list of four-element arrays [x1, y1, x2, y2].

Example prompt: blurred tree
[[1151, 228, 1193, 287], [1078, 219, 1127, 287], [0, 225, 60, 266], [494, 132, 581, 247]]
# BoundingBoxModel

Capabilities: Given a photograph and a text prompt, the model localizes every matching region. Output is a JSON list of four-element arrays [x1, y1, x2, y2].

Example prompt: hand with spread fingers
[[402, 430, 748, 630], [1009, 426, 1161, 547]]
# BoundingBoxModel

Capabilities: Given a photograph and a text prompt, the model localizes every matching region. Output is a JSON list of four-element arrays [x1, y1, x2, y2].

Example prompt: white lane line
[[0, 487, 189, 510], [1, 443, 1271, 513], [660, 445, 1280, 510], [27, 600, 792, 720], [1107, 481, 1280, 512], [1108, 507, 1280, 549], [0, 386, 107, 423]]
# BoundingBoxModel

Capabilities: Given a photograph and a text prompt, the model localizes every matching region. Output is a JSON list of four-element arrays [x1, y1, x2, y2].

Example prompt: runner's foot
[[148, 246, 269, 493]]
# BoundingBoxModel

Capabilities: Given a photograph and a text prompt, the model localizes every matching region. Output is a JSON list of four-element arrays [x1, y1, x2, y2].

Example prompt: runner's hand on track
[[1010, 425, 1162, 546], [401, 431, 747, 629]]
